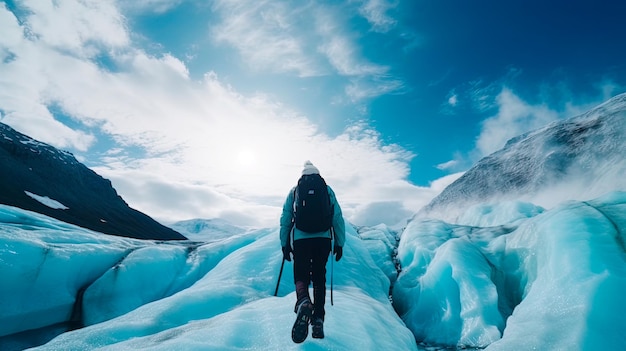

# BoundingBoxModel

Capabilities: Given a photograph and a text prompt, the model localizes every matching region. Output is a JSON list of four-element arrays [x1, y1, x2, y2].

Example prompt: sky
[[1, 0, 626, 228]]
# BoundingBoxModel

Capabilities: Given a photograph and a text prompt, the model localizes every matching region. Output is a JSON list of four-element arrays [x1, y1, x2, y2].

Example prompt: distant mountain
[[169, 218, 249, 242], [0, 122, 186, 240], [419, 93, 626, 221]]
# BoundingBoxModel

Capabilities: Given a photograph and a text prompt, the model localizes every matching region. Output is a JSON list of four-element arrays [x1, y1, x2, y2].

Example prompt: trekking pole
[[274, 257, 286, 296], [330, 227, 335, 306], [275, 226, 293, 297], [331, 248, 334, 305]]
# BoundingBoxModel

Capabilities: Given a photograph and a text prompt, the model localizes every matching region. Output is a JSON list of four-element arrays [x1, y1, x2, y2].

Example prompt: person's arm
[[279, 188, 296, 247], [328, 187, 345, 247]]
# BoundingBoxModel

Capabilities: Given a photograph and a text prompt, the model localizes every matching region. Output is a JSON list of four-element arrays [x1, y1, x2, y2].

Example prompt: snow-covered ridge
[[0, 122, 78, 165], [420, 92, 626, 222], [168, 218, 251, 242]]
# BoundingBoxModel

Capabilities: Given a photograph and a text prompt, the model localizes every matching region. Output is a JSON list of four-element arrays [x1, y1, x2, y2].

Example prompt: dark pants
[[293, 237, 331, 320]]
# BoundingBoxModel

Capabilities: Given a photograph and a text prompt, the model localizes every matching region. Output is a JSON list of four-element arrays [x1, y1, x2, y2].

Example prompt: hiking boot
[[291, 298, 313, 343], [311, 317, 324, 339]]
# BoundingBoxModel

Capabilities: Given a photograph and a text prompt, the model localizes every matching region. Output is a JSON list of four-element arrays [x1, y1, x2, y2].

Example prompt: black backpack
[[293, 174, 333, 233]]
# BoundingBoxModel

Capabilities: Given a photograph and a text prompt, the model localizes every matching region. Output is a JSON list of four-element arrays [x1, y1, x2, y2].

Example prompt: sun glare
[[237, 149, 257, 168]]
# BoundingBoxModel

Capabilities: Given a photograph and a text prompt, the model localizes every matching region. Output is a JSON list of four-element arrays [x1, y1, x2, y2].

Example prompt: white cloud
[[596, 80, 624, 102], [321, 35, 377, 76], [210, 0, 404, 101], [345, 76, 404, 102], [314, 7, 388, 77], [350, 201, 412, 227], [436, 159, 458, 171], [439, 89, 458, 115], [0, 5, 96, 150], [472, 84, 621, 161], [468, 79, 499, 112], [475, 88, 560, 157], [429, 172, 464, 193], [210, 0, 323, 77], [448, 94, 458, 107], [19, 0, 129, 57], [119, 0, 184, 14], [314, 7, 405, 102], [0, 1, 434, 228], [91, 168, 279, 227], [0, 4, 22, 47], [357, 0, 398, 33]]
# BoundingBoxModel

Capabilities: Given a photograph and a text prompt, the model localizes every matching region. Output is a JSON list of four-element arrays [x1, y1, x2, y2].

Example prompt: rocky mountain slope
[[419, 93, 626, 221], [0, 122, 186, 240]]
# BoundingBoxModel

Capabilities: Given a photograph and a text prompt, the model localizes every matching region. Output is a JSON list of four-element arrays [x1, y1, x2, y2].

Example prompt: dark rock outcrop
[[0, 122, 186, 240]]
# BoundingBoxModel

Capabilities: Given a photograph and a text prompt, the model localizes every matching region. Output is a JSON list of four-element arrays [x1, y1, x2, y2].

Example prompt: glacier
[[1, 191, 626, 350], [0, 205, 415, 350], [394, 193, 626, 349]]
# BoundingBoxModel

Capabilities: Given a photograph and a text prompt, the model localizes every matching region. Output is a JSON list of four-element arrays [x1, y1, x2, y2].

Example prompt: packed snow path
[[0, 205, 415, 350]]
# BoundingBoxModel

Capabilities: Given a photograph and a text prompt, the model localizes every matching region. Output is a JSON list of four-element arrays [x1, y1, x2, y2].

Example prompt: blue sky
[[1, 0, 625, 227]]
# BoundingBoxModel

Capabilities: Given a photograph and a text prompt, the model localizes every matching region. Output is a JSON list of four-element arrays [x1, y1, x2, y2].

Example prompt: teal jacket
[[279, 185, 346, 248]]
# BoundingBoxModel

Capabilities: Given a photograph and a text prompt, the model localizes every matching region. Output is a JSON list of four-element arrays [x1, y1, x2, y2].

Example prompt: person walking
[[280, 160, 345, 343]]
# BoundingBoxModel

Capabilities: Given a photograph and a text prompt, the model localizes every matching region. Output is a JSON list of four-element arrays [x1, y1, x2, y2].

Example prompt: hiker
[[280, 160, 346, 343]]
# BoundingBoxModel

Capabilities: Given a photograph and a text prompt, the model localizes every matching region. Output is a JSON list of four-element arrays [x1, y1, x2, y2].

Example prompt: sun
[[236, 149, 258, 168]]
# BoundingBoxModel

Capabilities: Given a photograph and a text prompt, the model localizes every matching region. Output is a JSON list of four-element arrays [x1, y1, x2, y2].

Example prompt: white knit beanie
[[302, 160, 320, 175]]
